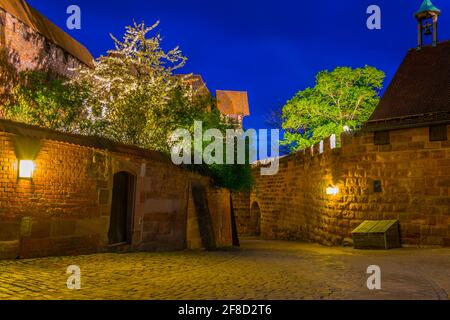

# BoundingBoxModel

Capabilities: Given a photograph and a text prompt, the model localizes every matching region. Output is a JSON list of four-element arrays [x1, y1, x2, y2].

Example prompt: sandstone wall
[[232, 192, 253, 235], [236, 125, 450, 247], [0, 7, 85, 84], [0, 128, 234, 259]]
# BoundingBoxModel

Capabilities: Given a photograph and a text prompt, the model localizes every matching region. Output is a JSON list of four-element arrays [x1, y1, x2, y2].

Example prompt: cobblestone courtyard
[[0, 239, 448, 300]]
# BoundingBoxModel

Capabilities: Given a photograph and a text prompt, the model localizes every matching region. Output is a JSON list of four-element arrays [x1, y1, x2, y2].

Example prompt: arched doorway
[[108, 171, 136, 245], [250, 202, 261, 236]]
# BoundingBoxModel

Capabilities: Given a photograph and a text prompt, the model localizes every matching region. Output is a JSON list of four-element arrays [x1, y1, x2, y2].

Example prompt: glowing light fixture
[[18, 160, 35, 179], [326, 186, 339, 196]]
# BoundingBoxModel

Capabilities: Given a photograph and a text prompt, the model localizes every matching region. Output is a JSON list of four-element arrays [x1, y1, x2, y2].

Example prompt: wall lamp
[[326, 185, 339, 196], [13, 136, 41, 180], [18, 160, 35, 179]]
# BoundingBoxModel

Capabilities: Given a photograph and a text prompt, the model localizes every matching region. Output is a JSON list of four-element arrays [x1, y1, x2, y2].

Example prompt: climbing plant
[[2, 71, 88, 132]]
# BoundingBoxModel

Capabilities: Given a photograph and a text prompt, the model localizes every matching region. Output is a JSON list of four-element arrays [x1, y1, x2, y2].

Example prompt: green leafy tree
[[281, 66, 385, 152], [168, 89, 253, 191], [2, 71, 88, 132]]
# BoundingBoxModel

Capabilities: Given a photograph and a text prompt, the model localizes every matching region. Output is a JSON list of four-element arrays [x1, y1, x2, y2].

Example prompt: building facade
[[216, 90, 250, 127], [0, 119, 234, 259], [234, 2, 450, 248], [0, 0, 93, 97], [0, 1, 243, 260]]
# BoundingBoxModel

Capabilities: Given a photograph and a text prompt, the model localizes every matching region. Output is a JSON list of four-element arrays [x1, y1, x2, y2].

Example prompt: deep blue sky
[[27, 0, 450, 131]]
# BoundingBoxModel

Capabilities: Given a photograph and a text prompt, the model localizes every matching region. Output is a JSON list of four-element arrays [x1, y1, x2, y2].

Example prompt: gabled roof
[[0, 0, 94, 67], [216, 90, 250, 116], [177, 74, 210, 96], [366, 41, 450, 128]]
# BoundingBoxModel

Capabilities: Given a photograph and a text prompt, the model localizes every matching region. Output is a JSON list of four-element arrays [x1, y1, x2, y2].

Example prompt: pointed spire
[[415, 0, 441, 17]]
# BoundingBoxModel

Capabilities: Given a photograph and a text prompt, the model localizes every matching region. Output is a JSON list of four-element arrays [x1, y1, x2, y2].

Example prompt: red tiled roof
[[0, 0, 94, 67], [177, 74, 210, 96], [216, 90, 250, 116], [367, 41, 450, 125]]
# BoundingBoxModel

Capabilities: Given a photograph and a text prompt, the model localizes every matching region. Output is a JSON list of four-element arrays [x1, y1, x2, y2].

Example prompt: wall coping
[[252, 121, 448, 170], [0, 119, 171, 163]]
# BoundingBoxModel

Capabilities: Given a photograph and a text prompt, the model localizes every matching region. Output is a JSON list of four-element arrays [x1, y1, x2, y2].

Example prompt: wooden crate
[[352, 220, 401, 249]]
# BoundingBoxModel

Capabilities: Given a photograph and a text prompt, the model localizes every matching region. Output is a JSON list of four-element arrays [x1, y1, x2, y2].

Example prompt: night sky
[[27, 0, 450, 132]]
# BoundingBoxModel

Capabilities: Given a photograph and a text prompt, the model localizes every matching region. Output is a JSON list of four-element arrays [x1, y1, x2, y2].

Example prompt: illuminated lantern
[[18, 160, 35, 179], [326, 186, 339, 196]]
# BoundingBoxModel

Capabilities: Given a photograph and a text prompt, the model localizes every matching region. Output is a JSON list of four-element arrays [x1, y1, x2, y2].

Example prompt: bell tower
[[415, 0, 441, 49]]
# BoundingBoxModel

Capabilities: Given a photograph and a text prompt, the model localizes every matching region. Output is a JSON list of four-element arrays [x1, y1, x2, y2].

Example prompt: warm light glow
[[19, 160, 35, 179], [326, 186, 339, 196]]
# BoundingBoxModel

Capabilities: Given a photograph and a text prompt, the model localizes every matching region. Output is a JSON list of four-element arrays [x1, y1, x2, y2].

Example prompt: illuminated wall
[[235, 125, 450, 247], [0, 121, 233, 259], [0, 5, 88, 87]]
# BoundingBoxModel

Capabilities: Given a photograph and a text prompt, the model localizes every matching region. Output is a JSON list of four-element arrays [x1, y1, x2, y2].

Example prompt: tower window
[[429, 125, 448, 142]]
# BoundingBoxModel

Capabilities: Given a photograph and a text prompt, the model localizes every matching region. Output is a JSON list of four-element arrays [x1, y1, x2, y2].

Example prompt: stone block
[[424, 236, 443, 246], [75, 218, 108, 237], [98, 190, 110, 205], [436, 178, 450, 188], [0, 221, 20, 241], [444, 238, 450, 247], [143, 221, 158, 233], [51, 220, 76, 237], [0, 240, 20, 259], [158, 221, 172, 235], [30, 220, 51, 239]]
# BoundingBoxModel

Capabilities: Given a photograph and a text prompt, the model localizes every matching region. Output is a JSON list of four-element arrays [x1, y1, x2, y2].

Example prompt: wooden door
[[108, 172, 135, 245]]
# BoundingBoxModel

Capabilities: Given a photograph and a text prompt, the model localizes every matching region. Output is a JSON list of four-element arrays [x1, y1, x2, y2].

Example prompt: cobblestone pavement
[[0, 239, 448, 300]]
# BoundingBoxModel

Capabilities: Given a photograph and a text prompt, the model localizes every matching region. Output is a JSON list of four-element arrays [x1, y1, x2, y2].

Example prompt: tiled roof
[[0, 0, 94, 67], [367, 41, 450, 127], [177, 74, 210, 96], [216, 90, 250, 116]]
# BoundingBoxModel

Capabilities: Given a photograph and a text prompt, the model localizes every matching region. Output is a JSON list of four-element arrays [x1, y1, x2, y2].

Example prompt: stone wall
[[235, 125, 450, 247], [0, 7, 85, 89], [232, 192, 253, 235], [0, 124, 234, 259]]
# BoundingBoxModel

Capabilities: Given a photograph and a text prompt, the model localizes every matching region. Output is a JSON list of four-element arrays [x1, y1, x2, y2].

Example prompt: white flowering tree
[[74, 21, 196, 151], [0, 21, 253, 190], [73, 21, 253, 191]]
